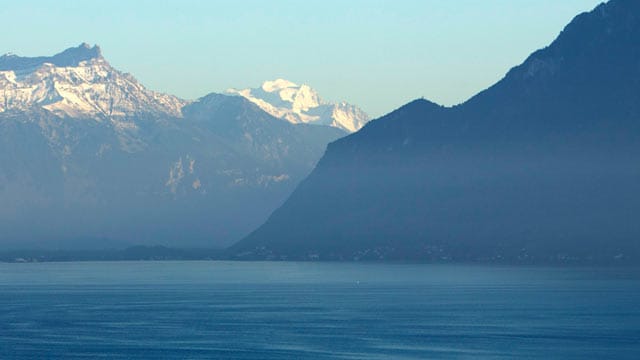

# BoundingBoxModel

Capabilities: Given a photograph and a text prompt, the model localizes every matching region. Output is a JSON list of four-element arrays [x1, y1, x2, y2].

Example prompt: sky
[[1, 0, 603, 117]]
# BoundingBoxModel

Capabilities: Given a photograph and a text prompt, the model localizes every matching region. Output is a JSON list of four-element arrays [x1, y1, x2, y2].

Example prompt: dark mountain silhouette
[[231, 0, 640, 263]]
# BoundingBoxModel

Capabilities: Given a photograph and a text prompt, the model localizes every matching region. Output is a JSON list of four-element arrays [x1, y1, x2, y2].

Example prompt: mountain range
[[227, 79, 370, 132], [0, 44, 348, 249], [231, 0, 640, 263]]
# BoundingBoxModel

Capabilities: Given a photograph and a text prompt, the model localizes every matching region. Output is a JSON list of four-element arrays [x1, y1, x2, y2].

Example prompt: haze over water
[[1, 262, 639, 359]]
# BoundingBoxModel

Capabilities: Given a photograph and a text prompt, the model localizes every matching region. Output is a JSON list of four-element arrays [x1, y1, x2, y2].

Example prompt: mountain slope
[[231, 0, 640, 263], [0, 45, 345, 249], [227, 79, 369, 132]]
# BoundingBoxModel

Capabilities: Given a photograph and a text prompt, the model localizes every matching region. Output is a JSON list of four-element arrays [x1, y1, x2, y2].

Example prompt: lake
[[0, 261, 639, 359]]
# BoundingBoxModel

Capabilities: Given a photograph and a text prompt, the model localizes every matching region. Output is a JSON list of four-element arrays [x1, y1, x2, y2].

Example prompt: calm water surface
[[0, 261, 639, 359]]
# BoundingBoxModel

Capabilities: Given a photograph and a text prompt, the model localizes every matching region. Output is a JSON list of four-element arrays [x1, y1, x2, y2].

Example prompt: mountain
[[227, 79, 370, 132], [0, 44, 345, 249], [0, 43, 185, 118], [230, 0, 640, 263]]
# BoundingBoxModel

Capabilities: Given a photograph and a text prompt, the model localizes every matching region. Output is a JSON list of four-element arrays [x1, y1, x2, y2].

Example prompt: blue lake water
[[0, 261, 639, 359]]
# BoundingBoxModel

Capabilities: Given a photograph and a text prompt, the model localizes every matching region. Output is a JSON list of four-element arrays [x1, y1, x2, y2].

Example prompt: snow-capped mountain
[[0, 43, 186, 119], [227, 79, 369, 132], [0, 44, 345, 249]]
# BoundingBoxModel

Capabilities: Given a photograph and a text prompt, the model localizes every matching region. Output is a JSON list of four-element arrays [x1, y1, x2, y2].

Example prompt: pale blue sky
[[1, 0, 603, 117]]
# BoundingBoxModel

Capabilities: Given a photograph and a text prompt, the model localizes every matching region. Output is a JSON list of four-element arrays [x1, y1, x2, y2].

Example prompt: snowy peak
[[0, 44, 186, 118], [261, 79, 297, 92], [227, 79, 369, 132]]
